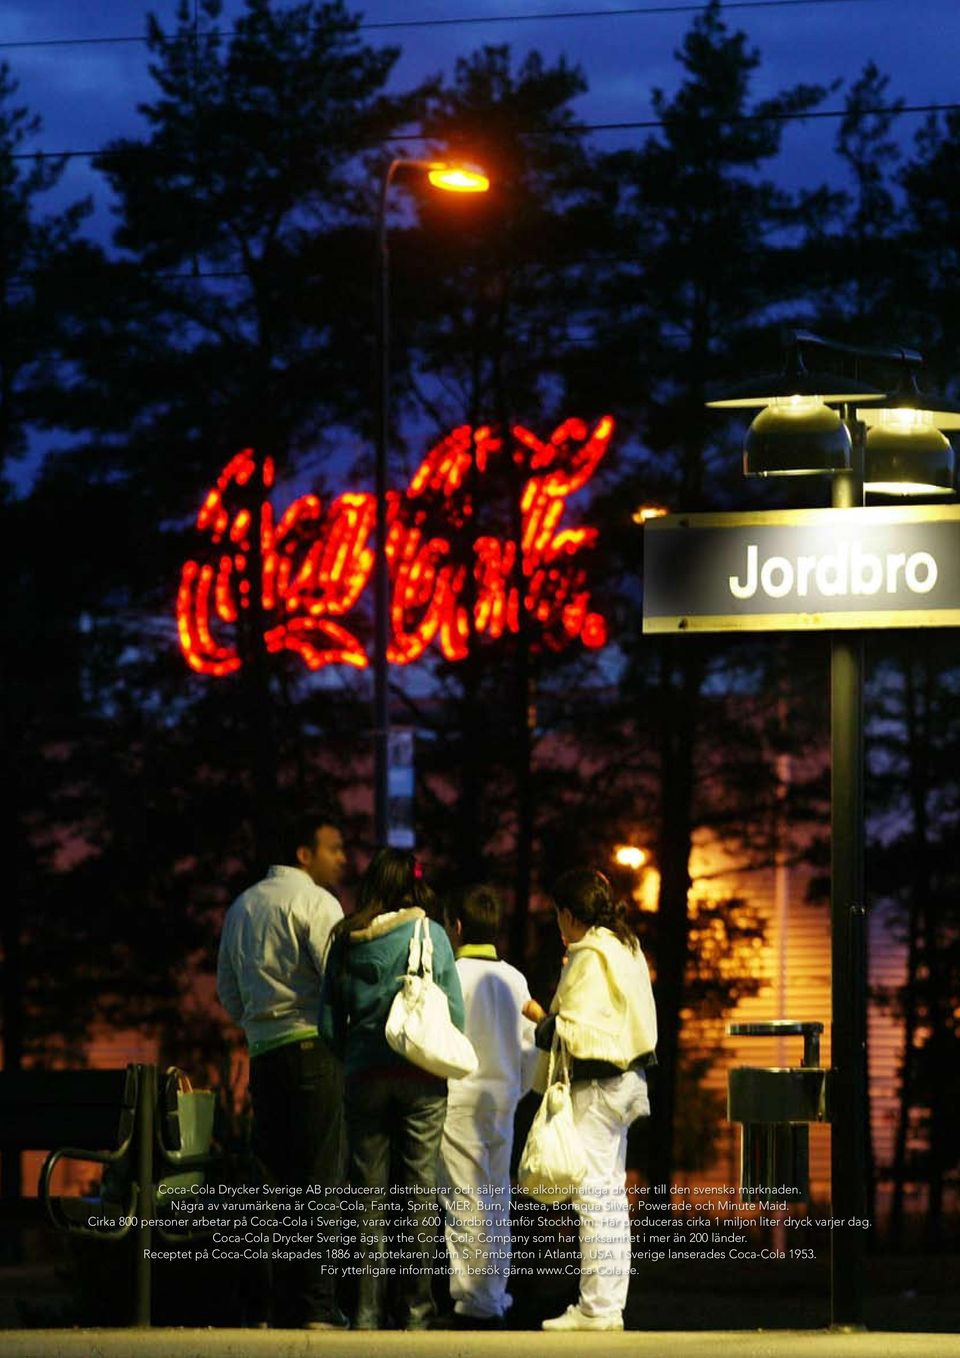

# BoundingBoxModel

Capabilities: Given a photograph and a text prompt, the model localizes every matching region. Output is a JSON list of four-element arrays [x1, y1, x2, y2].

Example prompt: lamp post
[[708, 330, 959, 1328], [373, 158, 489, 848]]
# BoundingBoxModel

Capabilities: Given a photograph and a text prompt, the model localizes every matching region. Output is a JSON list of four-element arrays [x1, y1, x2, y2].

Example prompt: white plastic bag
[[385, 917, 478, 1080], [517, 1034, 586, 1204]]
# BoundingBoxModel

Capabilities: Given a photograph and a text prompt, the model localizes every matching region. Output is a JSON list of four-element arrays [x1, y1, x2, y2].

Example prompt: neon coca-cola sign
[[177, 416, 613, 675]]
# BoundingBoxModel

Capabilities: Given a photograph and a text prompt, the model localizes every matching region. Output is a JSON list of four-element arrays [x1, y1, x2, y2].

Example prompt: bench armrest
[[40, 1143, 139, 1240]]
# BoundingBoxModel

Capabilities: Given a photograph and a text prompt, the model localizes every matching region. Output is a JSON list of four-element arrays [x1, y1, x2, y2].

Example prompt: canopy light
[[709, 331, 887, 408], [707, 345, 886, 409], [744, 398, 852, 476], [856, 372, 960, 432], [614, 846, 648, 870], [710, 332, 960, 488], [858, 371, 960, 493], [709, 372, 886, 409], [863, 411, 955, 495], [427, 164, 490, 193]]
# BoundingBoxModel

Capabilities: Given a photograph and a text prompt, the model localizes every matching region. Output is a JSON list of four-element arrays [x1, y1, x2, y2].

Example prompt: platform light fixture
[[706, 326, 958, 1330], [374, 156, 493, 846], [708, 331, 957, 493]]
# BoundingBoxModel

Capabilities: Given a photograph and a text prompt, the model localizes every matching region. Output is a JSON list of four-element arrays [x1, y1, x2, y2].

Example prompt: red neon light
[[177, 418, 613, 675]]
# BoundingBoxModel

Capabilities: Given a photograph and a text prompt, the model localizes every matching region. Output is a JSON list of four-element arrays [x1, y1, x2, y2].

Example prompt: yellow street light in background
[[614, 844, 648, 870], [427, 164, 490, 194], [632, 503, 669, 524], [613, 844, 659, 912]]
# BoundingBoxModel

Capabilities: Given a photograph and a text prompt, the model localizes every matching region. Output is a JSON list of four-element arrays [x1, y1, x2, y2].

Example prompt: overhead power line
[[0, 0, 894, 51], [362, 0, 888, 29], [9, 100, 958, 163]]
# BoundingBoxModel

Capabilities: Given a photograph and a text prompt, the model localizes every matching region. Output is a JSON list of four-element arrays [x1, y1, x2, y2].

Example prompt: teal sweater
[[319, 907, 465, 1078]]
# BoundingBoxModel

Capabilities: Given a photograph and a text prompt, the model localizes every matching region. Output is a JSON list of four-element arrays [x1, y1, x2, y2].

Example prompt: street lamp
[[708, 329, 958, 1329], [374, 157, 490, 847], [632, 503, 669, 524], [613, 844, 661, 913], [614, 844, 648, 870], [859, 369, 960, 495]]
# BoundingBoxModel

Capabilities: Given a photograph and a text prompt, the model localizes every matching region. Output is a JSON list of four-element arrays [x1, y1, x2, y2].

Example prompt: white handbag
[[517, 1033, 587, 1204], [385, 917, 478, 1080]]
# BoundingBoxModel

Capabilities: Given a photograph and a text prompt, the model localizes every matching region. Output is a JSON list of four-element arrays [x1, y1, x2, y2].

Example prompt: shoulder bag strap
[[406, 917, 423, 975], [419, 918, 434, 979], [546, 1028, 563, 1087], [549, 1028, 573, 1087]]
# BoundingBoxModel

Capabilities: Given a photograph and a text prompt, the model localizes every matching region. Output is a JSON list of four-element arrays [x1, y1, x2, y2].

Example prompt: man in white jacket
[[217, 811, 346, 1330], [439, 886, 537, 1327]]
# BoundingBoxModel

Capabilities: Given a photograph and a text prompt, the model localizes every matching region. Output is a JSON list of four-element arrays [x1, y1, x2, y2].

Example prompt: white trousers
[[439, 1100, 516, 1319], [570, 1068, 650, 1319]]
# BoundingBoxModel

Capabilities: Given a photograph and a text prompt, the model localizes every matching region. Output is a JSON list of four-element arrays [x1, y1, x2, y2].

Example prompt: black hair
[[443, 884, 501, 946], [282, 811, 340, 867], [331, 848, 434, 942], [551, 867, 639, 952]]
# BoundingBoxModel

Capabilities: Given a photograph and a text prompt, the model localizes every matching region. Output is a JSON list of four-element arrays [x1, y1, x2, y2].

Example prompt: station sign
[[643, 505, 960, 633]]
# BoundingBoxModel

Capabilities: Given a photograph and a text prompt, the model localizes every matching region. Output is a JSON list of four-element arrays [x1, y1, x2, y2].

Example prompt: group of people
[[216, 811, 658, 1332]]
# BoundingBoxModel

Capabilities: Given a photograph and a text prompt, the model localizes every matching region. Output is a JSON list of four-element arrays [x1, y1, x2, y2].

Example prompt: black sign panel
[[643, 505, 960, 632]]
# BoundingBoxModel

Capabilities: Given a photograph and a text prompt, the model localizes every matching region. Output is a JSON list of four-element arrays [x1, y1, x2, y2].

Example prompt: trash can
[[726, 1020, 827, 1201]]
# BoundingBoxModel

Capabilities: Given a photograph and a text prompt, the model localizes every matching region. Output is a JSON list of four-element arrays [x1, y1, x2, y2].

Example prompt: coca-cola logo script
[[177, 416, 613, 676]]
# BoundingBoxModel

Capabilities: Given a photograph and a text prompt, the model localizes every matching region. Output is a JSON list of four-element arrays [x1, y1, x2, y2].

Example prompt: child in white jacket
[[439, 886, 537, 1327]]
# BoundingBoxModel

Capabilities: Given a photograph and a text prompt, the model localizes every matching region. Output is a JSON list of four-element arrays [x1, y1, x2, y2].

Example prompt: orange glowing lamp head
[[632, 504, 669, 524], [427, 163, 490, 194]]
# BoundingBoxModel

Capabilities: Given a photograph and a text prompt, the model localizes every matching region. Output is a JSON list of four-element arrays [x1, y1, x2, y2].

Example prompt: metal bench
[[0, 1067, 138, 1226], [0, 1063, 220, 1326]]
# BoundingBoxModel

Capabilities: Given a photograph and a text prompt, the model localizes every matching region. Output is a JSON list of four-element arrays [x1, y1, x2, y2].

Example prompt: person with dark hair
[[523, 868, 657, 1332], [281, 814, 346, 893], [438, 886, 536, 1328], [319, 849, 465, 1331], [216, 811, 347, 1330]]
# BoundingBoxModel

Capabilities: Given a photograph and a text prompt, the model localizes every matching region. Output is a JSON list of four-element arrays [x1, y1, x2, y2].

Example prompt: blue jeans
[[347, 1073, 447, 1329]]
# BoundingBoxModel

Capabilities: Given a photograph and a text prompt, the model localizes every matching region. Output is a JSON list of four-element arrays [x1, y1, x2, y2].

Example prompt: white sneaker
[[541, 1304, 624, 1331]]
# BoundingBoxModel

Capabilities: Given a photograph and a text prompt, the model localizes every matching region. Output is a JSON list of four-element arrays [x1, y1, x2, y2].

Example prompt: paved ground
[[1, 1330, 960, 1358], [3, 1224, 958, 1349], [4, 1251, 960, 1335]]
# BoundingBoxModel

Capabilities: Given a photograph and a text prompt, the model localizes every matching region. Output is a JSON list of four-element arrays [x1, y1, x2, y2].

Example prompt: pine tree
[[866, 637, 960, 1246], [0, 61, 95, 1196], [5, 1, 417, 1090], [577, 0, 833, 1197], [798, 62, 907, 340]]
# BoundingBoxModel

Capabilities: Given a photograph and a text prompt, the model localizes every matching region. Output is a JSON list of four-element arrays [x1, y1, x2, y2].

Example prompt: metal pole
[[133, 1063, 156, 1327], [829, 425, 869, 1329], [373, 162, 396, 849], [372, 156, 485, 847]]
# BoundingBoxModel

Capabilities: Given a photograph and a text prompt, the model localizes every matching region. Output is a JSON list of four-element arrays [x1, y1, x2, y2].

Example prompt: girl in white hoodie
[[524, 868, 657, 1332]]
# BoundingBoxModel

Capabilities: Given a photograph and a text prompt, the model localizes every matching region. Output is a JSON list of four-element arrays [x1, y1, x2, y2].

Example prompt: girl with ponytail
[[524, 867, 657, 1333]]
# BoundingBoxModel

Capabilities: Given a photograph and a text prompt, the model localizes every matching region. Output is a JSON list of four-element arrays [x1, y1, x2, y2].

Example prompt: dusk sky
[[2, 0, 959, 240]]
